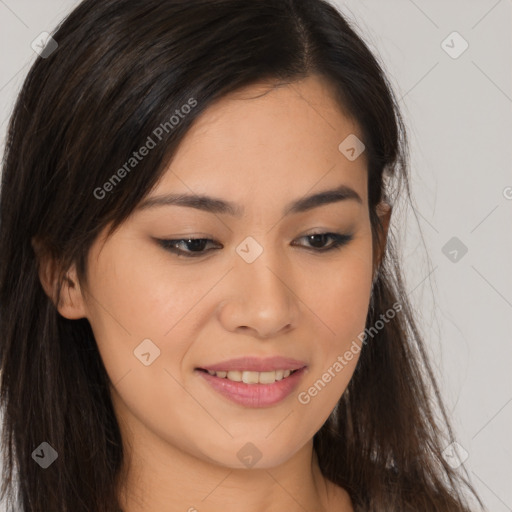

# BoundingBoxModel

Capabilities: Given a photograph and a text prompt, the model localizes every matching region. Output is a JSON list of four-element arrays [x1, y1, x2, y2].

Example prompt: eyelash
[[157, 232, 353, 258]]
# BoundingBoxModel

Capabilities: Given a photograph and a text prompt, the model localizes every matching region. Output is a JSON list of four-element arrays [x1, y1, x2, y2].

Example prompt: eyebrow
[[136, 183, 362, 217]]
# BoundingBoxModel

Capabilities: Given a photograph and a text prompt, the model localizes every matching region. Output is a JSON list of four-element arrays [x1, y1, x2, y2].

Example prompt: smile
[[195, 366, 307, 408], [198, 368, 299, 384]]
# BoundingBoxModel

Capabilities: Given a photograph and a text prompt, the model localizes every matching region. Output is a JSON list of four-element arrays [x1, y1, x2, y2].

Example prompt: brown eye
[[157, 238, 219, 257], [293, 232, 354, 252], [157, 232, 353, 259]]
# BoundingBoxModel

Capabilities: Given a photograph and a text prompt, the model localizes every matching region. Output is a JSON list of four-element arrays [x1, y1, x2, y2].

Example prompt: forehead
[[152, 75, 367, 206]]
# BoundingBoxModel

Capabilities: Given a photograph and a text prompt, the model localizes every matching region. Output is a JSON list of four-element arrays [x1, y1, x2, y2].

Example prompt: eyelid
[[155, 231, 353, 258]]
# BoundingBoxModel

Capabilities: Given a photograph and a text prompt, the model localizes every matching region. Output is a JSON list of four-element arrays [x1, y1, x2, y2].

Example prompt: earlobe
[[57, 269, 88, 319], [378, 200, 392, 239], [373, 200, 392, 276], [31, 237, 87, 320]]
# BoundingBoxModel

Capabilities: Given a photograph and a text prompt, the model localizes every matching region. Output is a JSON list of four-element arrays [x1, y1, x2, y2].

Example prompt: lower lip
[[196, 367, 307, 408]]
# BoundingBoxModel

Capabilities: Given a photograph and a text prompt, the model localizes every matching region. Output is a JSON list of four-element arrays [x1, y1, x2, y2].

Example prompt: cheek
[[86, 236, 203, 332], [304, 237, 373, 346], [82, 241, 204, 385], [296, 238, 373, 406]]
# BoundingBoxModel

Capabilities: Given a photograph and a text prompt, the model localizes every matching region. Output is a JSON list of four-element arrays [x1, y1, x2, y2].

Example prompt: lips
[[196, 366, 307, 407], [195, 356, 308, 407]]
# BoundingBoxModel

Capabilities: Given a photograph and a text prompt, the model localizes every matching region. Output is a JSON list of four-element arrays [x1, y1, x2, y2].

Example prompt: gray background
[[1, 1, 511, 510]]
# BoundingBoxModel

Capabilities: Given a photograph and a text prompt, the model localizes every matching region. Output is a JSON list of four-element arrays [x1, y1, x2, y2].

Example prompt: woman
[[0, 0, 484, 511]]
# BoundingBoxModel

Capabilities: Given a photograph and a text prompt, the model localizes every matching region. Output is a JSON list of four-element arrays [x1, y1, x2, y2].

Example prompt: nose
[[217, 245, 299, 339]]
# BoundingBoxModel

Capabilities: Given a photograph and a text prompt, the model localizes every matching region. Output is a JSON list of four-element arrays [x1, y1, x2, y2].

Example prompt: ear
[[372, 200, 392, 277], [31, 237, 88, 320]]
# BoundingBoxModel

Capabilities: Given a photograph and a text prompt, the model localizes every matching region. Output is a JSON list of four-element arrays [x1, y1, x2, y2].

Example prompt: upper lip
[[197, 356, 307, 373]]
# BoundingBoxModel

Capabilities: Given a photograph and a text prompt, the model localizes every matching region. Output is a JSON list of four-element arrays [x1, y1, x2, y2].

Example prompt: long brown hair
[[0, 0, 484, 510]]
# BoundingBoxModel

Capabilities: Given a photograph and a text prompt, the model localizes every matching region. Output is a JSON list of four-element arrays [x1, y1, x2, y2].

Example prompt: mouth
[[195, 367, 303, 384], [194, 365, 308, 408]]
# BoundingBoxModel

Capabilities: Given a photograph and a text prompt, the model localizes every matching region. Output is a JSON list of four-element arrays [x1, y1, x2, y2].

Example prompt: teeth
[[257, 371, 276, 384], [227, 370, 242, 382], [205, 369, 297, 384], [242, 371, 259, 384]]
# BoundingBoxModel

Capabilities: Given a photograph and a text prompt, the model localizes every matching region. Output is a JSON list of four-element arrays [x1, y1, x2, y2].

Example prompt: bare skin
[[38, 74, 390, 512]]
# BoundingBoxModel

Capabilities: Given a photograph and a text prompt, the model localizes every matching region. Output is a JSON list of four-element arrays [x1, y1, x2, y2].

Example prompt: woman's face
[[64, 75, 386, 469]]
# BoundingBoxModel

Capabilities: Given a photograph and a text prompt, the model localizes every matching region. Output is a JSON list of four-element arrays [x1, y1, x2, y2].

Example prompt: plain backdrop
[[1, 1, 511, 511]]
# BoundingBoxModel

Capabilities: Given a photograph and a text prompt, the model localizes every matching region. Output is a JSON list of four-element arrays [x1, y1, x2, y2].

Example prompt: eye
[[157, 237, 220, 257], [156, 232, 353, 258], [293, 232, 354, 252]]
